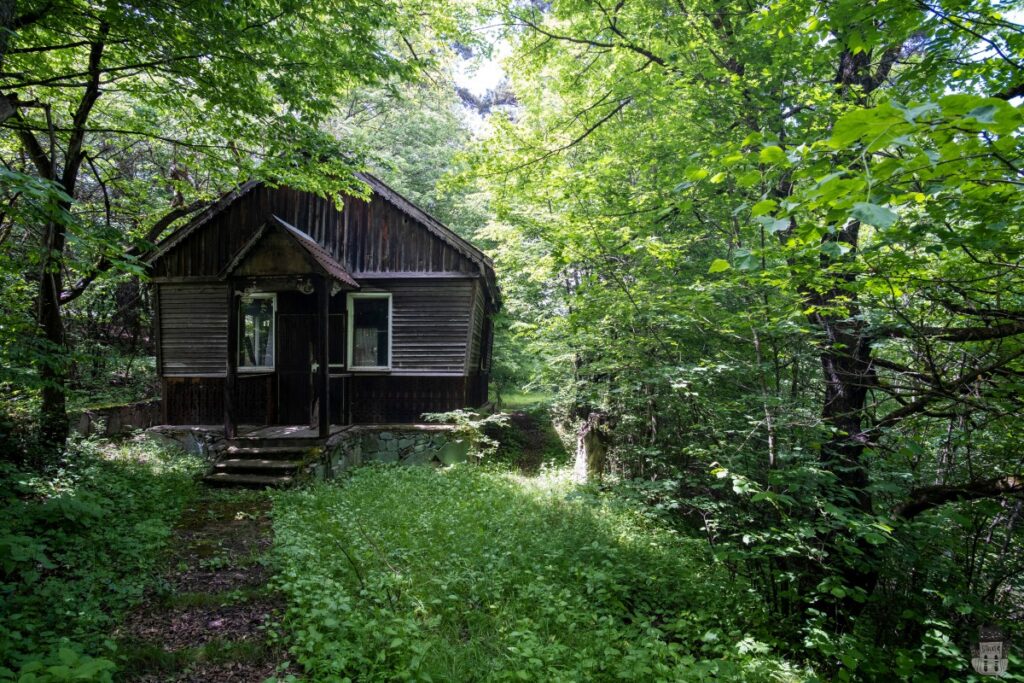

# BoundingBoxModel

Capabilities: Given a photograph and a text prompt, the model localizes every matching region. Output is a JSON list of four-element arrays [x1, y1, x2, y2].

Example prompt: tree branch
[[62, 21, 108, 194], [11, 1, 54, 30], [875, 348, 1024, 428], [60, 199, 206, 306], [896, 475, 1024, 519], [995, 82, 1024, 100], [881, 319, 1024, 342]]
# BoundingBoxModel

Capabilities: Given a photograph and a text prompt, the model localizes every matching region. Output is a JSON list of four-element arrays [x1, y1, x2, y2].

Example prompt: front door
[[276, 313, 316, 426]]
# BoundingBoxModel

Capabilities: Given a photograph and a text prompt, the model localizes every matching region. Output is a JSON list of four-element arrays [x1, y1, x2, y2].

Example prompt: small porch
[[236, 424, 349, 441], [221, 215, 361, 441]]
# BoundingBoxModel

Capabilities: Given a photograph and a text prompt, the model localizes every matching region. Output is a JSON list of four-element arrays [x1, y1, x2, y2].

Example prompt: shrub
[[0, 435, 202, 677]]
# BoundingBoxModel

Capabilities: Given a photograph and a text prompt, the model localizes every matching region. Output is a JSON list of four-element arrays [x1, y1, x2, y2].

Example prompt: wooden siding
[[159, 284, 228, 377], [164, 375, 474, 425], [467, 282, 485, 372], [153, 186, 479, 279], [383, 279, 474, 373], [164, 377, 223, 424], [350, 376, 468, 423]]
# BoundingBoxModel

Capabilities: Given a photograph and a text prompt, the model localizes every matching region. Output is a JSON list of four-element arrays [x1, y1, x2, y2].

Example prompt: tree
[[472, 0, 1023, 670]]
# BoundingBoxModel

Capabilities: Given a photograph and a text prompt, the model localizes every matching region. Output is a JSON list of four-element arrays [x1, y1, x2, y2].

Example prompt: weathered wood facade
[[148, 174, 498, 433]]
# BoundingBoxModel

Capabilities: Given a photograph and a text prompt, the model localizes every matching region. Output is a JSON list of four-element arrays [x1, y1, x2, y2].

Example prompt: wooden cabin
[[147, 174, 498, 438]]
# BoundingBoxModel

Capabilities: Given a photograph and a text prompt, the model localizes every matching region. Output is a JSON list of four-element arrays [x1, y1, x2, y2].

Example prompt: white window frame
[[347, 292, 392, 371], [238, 293, 276, 372]]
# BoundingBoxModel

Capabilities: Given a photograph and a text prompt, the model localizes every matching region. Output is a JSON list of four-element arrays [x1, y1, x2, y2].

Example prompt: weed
[[270, 465, 810, 681]]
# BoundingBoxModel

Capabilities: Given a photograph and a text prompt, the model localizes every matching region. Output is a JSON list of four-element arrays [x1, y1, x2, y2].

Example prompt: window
[[328, 314, 345, 368], [239, 294, 275, 371], [347, 293, 391, 370]]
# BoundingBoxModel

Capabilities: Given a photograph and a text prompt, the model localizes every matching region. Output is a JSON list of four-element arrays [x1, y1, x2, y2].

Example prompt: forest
[[0, 0, 1022, 680]]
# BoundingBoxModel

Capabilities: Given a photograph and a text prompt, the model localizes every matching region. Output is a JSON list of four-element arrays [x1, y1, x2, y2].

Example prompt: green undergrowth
[[114, 639, 278, 680], [0, 435, 203, 681], [271, 465, 811, 681]]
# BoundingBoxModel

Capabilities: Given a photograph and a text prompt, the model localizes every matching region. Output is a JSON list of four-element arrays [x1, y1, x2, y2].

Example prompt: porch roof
[[220, 215, 360, 289]]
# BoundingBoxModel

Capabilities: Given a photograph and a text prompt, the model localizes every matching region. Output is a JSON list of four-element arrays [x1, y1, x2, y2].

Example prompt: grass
[[494, 390, 552, 410], [0, 435, 204, 680], [271, 465, 811, 681]]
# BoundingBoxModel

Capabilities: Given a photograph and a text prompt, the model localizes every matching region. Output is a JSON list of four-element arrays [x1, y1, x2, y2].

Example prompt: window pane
[[240, 296, 275, 368], [328, 314, 344, 366], [352, 297, 389, 367]]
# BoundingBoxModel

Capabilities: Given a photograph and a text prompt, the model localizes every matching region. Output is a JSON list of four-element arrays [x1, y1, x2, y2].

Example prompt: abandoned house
[[146, 173, 499, 443]]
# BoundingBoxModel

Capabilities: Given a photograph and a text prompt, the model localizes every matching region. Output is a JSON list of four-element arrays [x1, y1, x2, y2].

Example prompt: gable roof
[[273, 216, 360, 288], [146, 172, 499, 308], [355, 173, 494, 272], [146, 174, 491, 271], [353, 173, 499, 308], [146, 180, 261, 266], [219, 216, 360, 288]]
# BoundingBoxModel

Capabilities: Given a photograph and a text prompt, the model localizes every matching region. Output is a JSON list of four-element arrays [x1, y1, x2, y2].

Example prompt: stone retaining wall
[[74, 400, 161, 437], [317, 424, 470, 479], [146, 425, 227, 462]]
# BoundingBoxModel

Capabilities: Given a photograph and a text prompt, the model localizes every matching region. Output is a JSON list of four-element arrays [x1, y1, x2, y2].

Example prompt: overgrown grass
[[0, 435, 203, 680], [272, 465, 811, 681], [495, 390, 552, 410]]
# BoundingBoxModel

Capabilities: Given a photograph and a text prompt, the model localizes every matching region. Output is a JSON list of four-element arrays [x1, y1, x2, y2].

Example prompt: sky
[[455, 51, 507, 98]]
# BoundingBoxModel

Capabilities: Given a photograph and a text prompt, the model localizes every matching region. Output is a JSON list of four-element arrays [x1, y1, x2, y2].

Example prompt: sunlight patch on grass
[[496, 390, 552, 410], [271, 465, 810, 681]]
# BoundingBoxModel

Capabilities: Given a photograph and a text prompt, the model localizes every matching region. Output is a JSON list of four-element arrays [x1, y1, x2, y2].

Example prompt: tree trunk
[[573, 412, 607, 483], [37, 217, 69, 462], [817, 317, 873, 512]]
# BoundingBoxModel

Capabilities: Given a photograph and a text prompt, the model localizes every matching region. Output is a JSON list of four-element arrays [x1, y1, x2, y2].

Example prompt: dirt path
[[115, 490, 294, 682], [498, 410, 568, 473]]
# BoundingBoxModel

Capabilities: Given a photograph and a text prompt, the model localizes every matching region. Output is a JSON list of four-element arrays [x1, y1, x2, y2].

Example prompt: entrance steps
[[203, 440, 321, 488]]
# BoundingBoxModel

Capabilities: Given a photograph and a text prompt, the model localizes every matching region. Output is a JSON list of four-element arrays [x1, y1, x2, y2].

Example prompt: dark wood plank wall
[[158, 283, 228, 376], [467, 282, 485, 371], [154, 186, 478, 279], [384, 279, 475, 374], [350, 376, 468, 423]]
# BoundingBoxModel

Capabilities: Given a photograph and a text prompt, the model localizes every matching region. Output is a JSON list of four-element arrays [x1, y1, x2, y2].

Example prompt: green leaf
[[756, 215, 790, 233], [708, 259, 731, 273], [820, 241, 850, 259], [850, 202, 897, 228], [758, 146, 786, 164], [966, 105, 996, 123], [902, 101, 939, 123], [750, 199, 777, 217], [736, 170, 762, 187]]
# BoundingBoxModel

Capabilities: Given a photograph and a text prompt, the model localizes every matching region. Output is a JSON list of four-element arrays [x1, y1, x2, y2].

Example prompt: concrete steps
[[204, 438, 321, 488], [225, 445, 315, 459], [204, 471, 295, 488]]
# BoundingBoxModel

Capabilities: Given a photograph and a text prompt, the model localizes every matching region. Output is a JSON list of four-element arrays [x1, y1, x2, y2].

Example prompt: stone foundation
[[317, 424, 470, 479], [147, 425, 227, 462]]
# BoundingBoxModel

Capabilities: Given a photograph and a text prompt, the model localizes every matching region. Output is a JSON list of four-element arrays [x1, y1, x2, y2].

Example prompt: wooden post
[[224, 285, 238, 439], [316, 276, 330, 438], [153, 283, 168, 424]]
